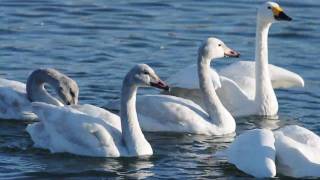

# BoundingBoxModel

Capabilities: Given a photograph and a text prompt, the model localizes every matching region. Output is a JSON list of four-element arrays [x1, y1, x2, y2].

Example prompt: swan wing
[[275, 125, 320, 149], [27, 102, 123, 157], [0, 78, 37, 120], [162, 64, 224, 111], [0, 86, 37, 120], [226, 129, 276, 178], [166, 64, 221, 90], [269, 64, 304, 88], [71, 104, 121, 130], [218, 61, 304, 91], [0, 78, 26, 92], [163, 64, 254, 117], [135, 95, 223, 135], [105, 94, 233, 135], [274, 125, 320, 178], [216, 77, 253, 116]]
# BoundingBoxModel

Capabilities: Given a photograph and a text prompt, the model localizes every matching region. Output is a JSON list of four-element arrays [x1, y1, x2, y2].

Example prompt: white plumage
[[27, 64, 169, 157], [221, 125, 320, 178], [274, 125, 320, 178], [0, 78, 37, 120], [165, 2, 303, 117], [107, 37, 239, 135], [224, 129, 276, 178]]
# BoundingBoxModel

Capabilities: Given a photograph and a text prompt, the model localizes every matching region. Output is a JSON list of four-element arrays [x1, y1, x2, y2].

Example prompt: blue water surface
[[0, 0, 319, 179]]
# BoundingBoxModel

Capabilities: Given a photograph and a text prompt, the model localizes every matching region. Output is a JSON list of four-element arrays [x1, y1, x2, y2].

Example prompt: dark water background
[[0, 0, 319, 179]]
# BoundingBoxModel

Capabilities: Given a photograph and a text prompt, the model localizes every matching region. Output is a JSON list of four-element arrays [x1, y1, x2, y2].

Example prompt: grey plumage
[[26, 68, 79, 106]]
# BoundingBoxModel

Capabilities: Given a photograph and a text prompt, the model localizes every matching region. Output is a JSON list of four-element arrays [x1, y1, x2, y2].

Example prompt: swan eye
[[267, 6, 271, 9], [218, 44, 222, 47], [143, 71, 149, 75]]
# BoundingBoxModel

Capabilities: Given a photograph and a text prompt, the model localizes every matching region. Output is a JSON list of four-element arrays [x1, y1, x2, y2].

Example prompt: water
[[0, 0, 319, 178]]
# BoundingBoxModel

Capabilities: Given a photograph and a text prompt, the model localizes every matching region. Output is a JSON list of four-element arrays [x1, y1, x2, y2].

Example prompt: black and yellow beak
[[272, 6, 292, 21]]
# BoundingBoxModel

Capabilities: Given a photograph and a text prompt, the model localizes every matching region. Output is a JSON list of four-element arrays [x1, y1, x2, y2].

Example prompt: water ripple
[[0, 0, 319, 179]]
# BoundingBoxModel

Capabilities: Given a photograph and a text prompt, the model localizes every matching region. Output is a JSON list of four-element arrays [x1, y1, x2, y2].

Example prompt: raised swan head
[[199, 37, 240, 61], [258, 2, 292, 23], [126, 64, 169, 91]]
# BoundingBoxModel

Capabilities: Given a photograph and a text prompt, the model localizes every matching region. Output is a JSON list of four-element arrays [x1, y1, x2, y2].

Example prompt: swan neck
[[197, 54, 235, 127], [255, 21, 272, 99], [254, 19, 278, 112], [120, 76, 150, 155], [26, 70, 63, 106], [255, 20, 271, 67]]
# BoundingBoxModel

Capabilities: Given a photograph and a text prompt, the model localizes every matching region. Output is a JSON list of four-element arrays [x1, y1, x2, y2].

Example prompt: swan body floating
[[27, 64, 169, 157], [223, 129, 276, 178], [107, 37, 240, 135], [0, 69, 78, 120], [166, 2, 303, 117], [221, 126, 320, 178], [274, 125, 320, 178]]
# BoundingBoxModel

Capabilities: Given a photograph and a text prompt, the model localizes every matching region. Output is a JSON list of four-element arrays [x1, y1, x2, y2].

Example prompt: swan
[[107, 37, 240, 135], [274, 125, 320, 178], [0, 68, 79, 120], [219, 129, 276, 178], [26, 64, 170, 157], [165, 2, 304, 117], [219, 126, 320, 178]]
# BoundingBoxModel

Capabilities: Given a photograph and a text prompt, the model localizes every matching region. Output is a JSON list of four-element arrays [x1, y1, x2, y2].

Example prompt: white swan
[[220, 126, 320, 178], [0, 69, 78, 120], [26, 64, 169, 157], [107, 37, 240, 135], [274, 125, 320, 178], [221, 129, 276, 178], [166, 2, 304, 117]]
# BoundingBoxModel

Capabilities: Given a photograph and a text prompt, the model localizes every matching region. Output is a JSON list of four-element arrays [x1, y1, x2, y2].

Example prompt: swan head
[[258, 2, 292, 23], [57, 76, 79, 105], [199, 37, 240, 60], [127, 64, 169, 91]]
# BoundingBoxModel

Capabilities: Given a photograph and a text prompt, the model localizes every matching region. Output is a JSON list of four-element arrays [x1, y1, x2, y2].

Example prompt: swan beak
[[224, 49, 240, 58], [150, 79, 170, 91], [273, 6, 292, 21]]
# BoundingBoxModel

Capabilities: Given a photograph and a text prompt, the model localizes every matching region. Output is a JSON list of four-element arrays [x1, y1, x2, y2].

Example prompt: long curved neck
[[198, 54, 235, 129], [120, 76, 151, 155], [254, 19, 277, 108], [26, 70, 63, 106]]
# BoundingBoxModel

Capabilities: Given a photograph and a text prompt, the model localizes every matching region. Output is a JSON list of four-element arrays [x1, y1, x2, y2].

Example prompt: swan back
[[166, 64, 222, 90], [226, 129, 276, 178], [274, 125, 320, 177], [27, 102, 123, 157]]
